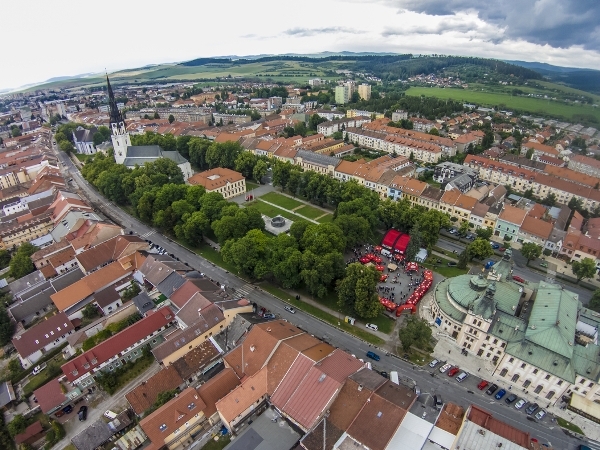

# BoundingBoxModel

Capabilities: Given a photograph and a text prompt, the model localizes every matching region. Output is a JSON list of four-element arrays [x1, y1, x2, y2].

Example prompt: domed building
[[431, 249, 600, 406]]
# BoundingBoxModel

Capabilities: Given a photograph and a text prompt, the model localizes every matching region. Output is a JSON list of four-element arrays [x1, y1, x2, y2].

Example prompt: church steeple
[[106, 75, 125, 124], [106, 74, 130, 164]]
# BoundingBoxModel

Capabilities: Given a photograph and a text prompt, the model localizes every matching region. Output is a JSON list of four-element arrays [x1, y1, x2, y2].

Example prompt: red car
[[499, 247, 506, 252], [477, 380, 489, 390], [447, 367, 460, 377], [512, 275, 525, 283]]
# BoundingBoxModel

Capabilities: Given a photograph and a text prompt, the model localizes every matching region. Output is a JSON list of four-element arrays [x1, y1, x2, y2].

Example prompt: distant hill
[[506, 60, 600, 94]]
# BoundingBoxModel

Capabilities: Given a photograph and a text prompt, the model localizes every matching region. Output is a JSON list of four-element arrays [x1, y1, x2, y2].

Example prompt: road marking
[[141, 231, 156, 238]]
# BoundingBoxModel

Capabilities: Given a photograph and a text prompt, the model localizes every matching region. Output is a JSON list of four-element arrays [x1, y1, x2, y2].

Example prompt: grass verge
[[260, 283, 385, 346], [245, 181, 260, 191], [556, 417, 585, 435], [421, 255, 468, 278], [316, 214, 334, 223], [261, 192, 304, 209], [251, 200, 305, 222]]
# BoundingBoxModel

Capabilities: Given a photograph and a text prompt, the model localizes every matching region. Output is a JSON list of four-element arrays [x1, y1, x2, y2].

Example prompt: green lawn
[[260, 284, 385, 346], [200, 435, 231, 450], [317, 214, 334, 223], [23, 356, 65, 396], [405, 86, 600, 123], [251, 200, 304, 222], [260, 192, 304, 210], [295, 205, 330, 220], [556, 417, 584, 435], [421, 255, 468, 278], [245, 181, 260, 191]]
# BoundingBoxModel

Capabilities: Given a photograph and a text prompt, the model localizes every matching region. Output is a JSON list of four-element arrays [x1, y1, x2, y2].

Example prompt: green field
[[406, 86, 600, 123], [317, 214, 334, 223], [295, 205, 329, 220], [260, 191, 304, 209]]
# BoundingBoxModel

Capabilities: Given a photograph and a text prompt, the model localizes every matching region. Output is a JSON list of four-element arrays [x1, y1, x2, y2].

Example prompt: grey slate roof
[[9, 288, 54, 322], [73, 127, 97, 144], [156, 272, 186, 298], [296, 149, 341, 167], [132, 292, 154, 316], [8, 271, 46, 297], [0, 382, 16, 407]]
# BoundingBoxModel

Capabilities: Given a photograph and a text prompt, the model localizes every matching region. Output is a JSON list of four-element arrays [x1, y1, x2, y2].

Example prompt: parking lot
[[425, 357, 554, 424]]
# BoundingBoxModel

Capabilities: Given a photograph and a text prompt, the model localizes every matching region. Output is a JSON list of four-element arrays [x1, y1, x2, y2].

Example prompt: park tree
[[398, 316, 432, 351], [458, 220, 470, 237], [234, 152, 258, 178], [405, 223, 422, 262], [334, 214, 372, 250], [59, 140, 74, 154], [9, 248, 36, 280], [457, 247, 470, 269], [188, 137, 212, 169], [253, 159, 268, 183], [267, 234, 303, 288], [468, 238, 493, 260], [337, 263, 382, 319], [377, 198, 403, 229], [222, 229, 271, 279], [294, 121, 308, 137], [521, 242, 542, 265], [0, 305, 14, 346], [572, 258, 597, 283], [476, 227, 493, 240], [588, 290, 600, 313], [168, 114, 175, 124], [300, 223, 345, 255], [176, 211, 210, 245], [300, 250, 344, 298]]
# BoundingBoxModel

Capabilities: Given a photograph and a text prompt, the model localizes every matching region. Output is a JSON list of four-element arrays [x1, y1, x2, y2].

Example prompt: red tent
[[393, 234, 410, 254], [382, 229, 401, 249]]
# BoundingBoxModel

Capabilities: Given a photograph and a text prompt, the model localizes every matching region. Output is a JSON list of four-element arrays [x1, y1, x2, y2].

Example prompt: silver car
[[534, 409, 547, 421], [514, 399, 526, 409]]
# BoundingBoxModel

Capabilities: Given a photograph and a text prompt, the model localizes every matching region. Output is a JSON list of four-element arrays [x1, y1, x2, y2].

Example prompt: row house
[[568, 154, 600, 178], [294, 150, 341, 176], [316, 116, 371, 137], [0, 211, 54, 249], [560, 231, 600, 270], [494, 204, 527, 241], [464, 155, 600, 212], [521, 140, 560, 159], [453, 131, 484, 153], [439, 191, 477, 225], [61, 307, 176, 388]]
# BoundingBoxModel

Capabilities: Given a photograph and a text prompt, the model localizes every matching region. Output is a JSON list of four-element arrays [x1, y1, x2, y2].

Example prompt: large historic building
[[431, 250, 600, 406], [106, 76, 193, 180]]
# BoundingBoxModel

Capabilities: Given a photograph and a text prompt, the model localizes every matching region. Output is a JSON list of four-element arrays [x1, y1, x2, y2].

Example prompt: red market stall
[[379, 297, 398, 312], [381, 229, 401, 250], [405, 262, 419, 272], [396, 270, 434, 316], [393, 234, 410, 254]]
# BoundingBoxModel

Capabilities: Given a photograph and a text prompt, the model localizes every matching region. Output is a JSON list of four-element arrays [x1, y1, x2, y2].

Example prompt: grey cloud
[[284, 27, 363, 37], [386, 0, 600, 49], [382, 20, 478, 37]]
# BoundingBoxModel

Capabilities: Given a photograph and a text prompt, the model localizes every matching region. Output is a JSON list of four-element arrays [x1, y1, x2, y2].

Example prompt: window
[[589, 383, 594, 388], [159, 424, 167, 432], [534, 385, 543, 394], [511, 374, 520, 382], [501, 343, 506, 348], [500, 368, 508, 377], [509, 357, 514, 363], [523, 380, 531, 388], [533, 369, 538, 374], [557, 380, 563, 386], [520, 363, 526, 369]]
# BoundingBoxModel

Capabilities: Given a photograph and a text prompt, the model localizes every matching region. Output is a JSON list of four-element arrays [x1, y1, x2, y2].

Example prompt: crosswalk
[[140, 230, 156, 238], [234, 284, 254, 300]]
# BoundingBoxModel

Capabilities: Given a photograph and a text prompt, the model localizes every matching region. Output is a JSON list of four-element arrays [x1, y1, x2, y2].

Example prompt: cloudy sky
[[2, 0, 599, 90]]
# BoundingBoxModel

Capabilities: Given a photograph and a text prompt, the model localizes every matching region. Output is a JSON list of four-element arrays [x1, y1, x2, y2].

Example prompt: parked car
[[449, 228, 457, 234], [514, 399, 526, 409], [505, 394, 518, 404], [499, 247, 506, 252], [447, 262, 457, 267], [263, 313, 276, 319], [365, 323, 378, 331], [62, 405, 73, 414], [456, 372, 468, 382], [491, 243, 500, 249], [540, 261, 548, 268], [447, 367, 460, 377], [477, 380, 489, 390], [485, 384, 498, 395], [495, 389, 507, 400], [512, 275, 525, 283], [54, 410, 65, 418], [366, 351, 380, 361], [428, 359, 440, 368], [78, 406, 88, 421], [32, 364, 46, 375], [439, 363, 452, 373], [379, 371, 388, 379], [434, 394, 443, 410], [526, 403, 540, 415], [534, 409, 547, 421], [284, 306, 296, 314]]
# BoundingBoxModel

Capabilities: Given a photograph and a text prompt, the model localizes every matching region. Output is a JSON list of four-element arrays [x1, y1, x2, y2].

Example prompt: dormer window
[[159, 424, 167, 432], [72, 370, 78, 376]]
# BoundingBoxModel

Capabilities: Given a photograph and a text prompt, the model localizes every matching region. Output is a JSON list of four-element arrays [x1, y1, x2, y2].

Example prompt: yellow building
[[358, 84, 372, 101], [187, 168, 246, 200], [0, 213, 54, 249]]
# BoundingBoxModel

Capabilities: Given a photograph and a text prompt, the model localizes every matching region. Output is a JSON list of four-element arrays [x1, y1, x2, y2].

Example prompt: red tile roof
[[61, 307, 174, 382], [33, 378, 65, 413], [126, 366, 184, 415]]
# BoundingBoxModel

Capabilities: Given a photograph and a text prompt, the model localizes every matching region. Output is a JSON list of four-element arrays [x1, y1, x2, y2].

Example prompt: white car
[[429, 359, 440, 368], [32, 364, 46, 375], [534, 409, 547, 421], [284, 306, 296, 314], [439, 363, 452, 373], [514, 399, 526, 410], [365, 323, 378, 331]]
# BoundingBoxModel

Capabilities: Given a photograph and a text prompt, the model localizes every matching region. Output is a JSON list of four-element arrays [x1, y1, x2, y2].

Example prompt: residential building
[[294, 150, 341, 176], [187, 168, 246, 199], [357, 83, 371, 101], [391, 110, 408, 122], [317, 117, 371, 137], [335, 83, 354, 105], [126, 366, 184, 415], [61, 307, 175, 387], [568, 154, 600, 179], [212, 113, 251, 125], [433, 161, 478, 184], [12, 312, 75, 368], [346, 109, 384, 119], [521, 140, 560, 159], [495, 204, 528, 240], [308, 78, 324, 87]]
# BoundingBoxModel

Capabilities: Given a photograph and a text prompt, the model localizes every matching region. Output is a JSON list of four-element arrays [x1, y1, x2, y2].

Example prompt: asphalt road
[[54, 147, 586, 450]]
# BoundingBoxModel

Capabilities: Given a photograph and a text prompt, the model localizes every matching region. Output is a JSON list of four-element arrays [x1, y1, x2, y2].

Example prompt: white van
[[390, 371, 399, 385], [381, 249, 391, 257], [104, 410, 117, 420]]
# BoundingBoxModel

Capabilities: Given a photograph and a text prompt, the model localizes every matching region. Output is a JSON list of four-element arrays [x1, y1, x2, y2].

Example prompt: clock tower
[[106, 75, 131, 164]]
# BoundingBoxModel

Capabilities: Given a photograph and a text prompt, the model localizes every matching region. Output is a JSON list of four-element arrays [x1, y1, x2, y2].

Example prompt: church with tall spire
[[105, 75, 193, 180], [107, 75, 131, 164]]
